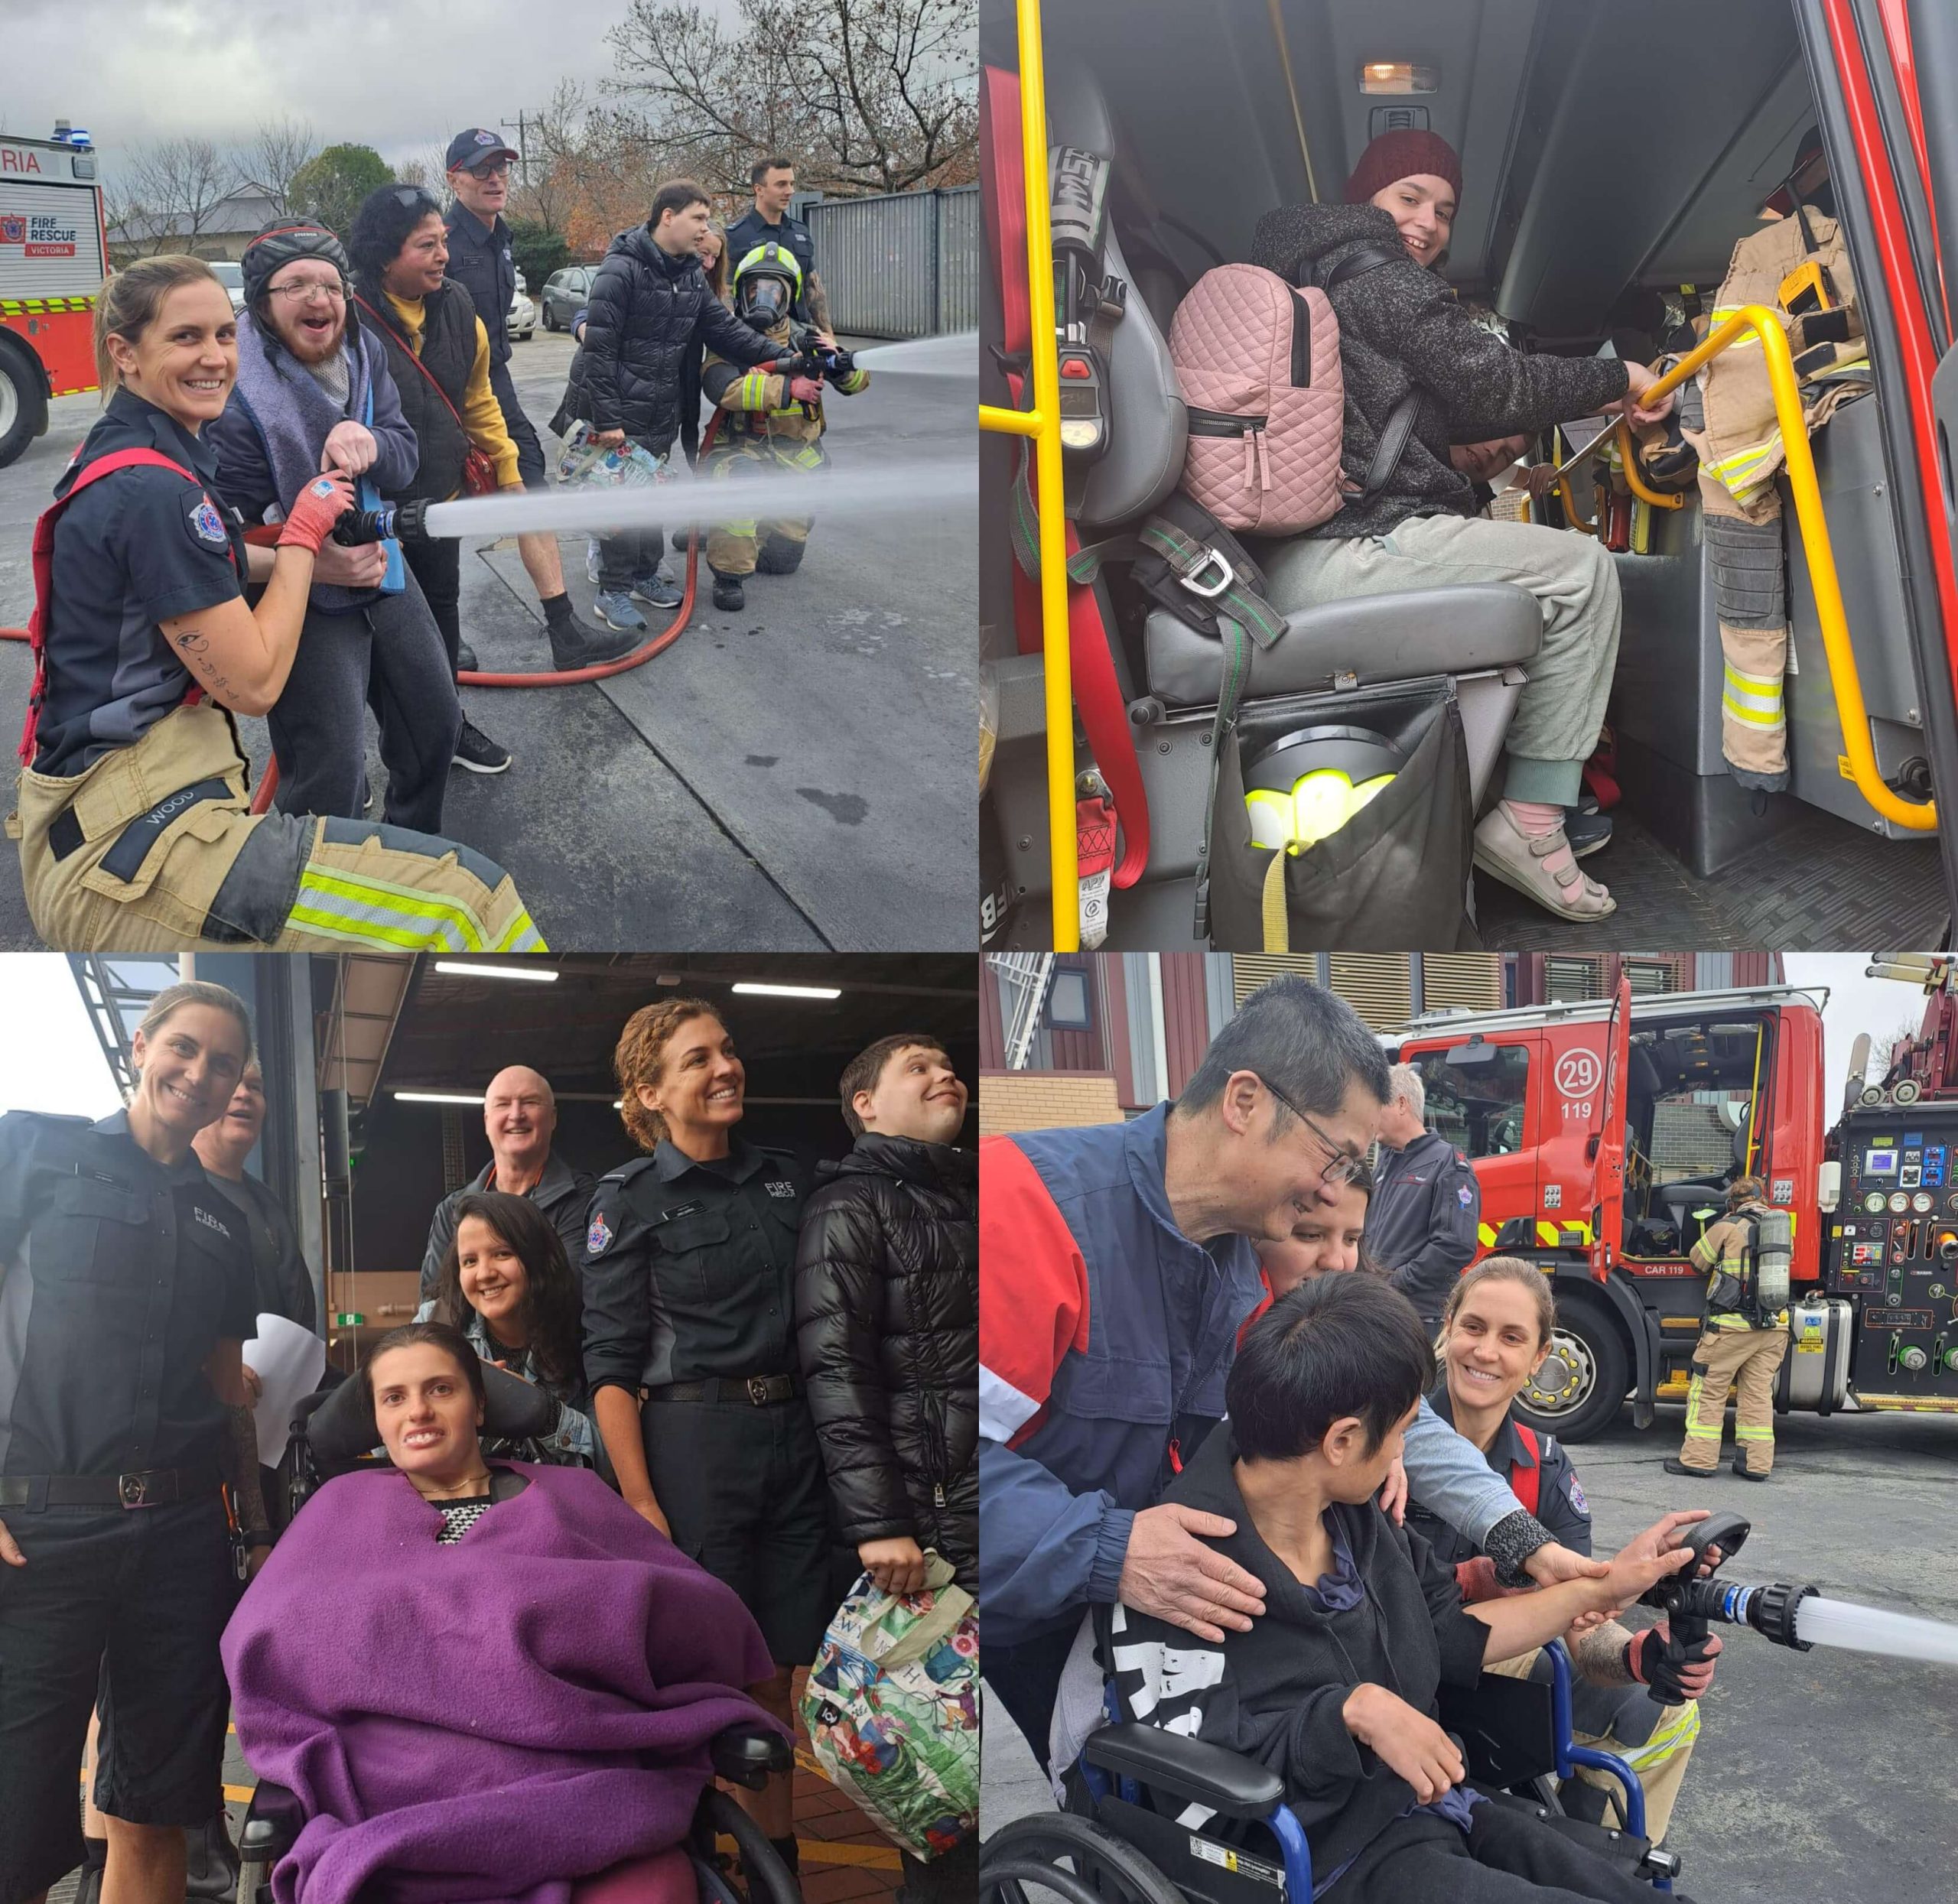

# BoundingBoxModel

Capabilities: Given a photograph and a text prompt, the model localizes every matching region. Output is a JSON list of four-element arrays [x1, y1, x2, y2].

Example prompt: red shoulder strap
[[1510, 1422, 1542, 1518], [21, 448, 212, 766], [980, 64, 1150, 892]]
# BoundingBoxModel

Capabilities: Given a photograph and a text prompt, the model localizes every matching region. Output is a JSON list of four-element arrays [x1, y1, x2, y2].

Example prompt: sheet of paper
[[242, 1312, 325, 1460]]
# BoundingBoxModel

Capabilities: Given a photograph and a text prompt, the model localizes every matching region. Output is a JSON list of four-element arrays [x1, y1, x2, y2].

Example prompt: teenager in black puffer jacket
[[551, 180, 777, 636], [1250, 131, 1677, 924], [793, 1033, 978, 1592]]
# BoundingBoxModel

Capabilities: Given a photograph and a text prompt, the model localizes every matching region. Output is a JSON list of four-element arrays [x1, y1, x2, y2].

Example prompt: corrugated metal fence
[[803, 185, 977, 338]]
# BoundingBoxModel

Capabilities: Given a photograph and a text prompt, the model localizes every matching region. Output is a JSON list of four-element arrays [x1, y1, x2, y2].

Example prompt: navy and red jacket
[[978, 1102, 1265, 1649]]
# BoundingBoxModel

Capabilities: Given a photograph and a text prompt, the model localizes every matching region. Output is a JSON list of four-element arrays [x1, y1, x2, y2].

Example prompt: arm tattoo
[[806, 270, 831, 330], [172, 629, 233, 699], [1575, 1618, 1634, 1685], [220, 1402, 269, 1533]]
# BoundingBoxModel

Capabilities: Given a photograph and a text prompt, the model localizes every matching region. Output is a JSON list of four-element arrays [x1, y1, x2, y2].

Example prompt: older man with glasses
[[1368, 1061, 1484, 1335], [979, 975, 1611, 1768]]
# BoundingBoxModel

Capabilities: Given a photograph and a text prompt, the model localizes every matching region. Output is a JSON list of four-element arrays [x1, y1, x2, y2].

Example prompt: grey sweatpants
[[1264, 514, 1621, 806]]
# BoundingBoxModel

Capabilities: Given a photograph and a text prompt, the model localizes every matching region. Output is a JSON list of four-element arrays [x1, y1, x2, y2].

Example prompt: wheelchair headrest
[[304, 1353, 557, 1468]]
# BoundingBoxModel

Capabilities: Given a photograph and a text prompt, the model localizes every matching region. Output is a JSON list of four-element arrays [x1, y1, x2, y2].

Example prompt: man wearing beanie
[[208, 223, 465, 831], [1250, 131, 1677, 923]]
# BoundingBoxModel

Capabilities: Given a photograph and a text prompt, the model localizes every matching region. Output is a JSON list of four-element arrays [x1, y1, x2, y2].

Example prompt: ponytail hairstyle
[[93, 255, 226, 395]]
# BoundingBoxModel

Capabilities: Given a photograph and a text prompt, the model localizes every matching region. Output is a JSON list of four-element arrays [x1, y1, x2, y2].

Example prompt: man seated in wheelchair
[[1405, 1259, 1719, 1844], [1101, 1275, 1706, 1904], [220, 1322, 782, 1904]]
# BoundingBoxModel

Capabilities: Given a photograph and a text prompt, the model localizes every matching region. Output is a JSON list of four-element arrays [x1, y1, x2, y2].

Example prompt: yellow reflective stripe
[[1615, 1699, 1700, 1770], [1537, 1221, 1559, 1246], [1735, 1423, 1776, 1440], [1708, 441, 1778, 478], [1478, 1222, 1498, 1248], [1722, 663, 1783, 698], [1709, 307, 1764, 345], [496, 915, 546, 952], [291, 866, 495, 952], [0, 296, 96, 314]]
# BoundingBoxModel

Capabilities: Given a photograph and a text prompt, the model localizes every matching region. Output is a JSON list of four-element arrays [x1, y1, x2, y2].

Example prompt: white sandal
[[1474, 807, 1616, 921]]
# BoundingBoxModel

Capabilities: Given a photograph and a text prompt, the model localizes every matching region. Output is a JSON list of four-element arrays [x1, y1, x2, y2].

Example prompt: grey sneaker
[[630, 573, 683, 610], [593, 590, 648, 633]]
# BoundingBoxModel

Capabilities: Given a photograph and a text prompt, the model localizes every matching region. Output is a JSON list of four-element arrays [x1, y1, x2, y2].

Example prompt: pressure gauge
[[1914, 1192, 1934, 1214], [1866, 1191, 1888, 1213], [1889, 1191, 1911, 1214]]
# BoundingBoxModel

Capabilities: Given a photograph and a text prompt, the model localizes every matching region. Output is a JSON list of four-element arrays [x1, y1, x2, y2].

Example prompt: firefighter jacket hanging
[[1680, 204, 1866, 791]]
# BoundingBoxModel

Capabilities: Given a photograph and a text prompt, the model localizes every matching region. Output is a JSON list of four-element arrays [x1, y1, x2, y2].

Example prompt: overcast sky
[[1, 0, 738, 174], [0, 957, 122, 1119]]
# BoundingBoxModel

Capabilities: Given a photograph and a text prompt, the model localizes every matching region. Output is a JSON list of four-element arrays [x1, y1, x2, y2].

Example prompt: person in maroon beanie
[[1249, 132, 1677, 924]]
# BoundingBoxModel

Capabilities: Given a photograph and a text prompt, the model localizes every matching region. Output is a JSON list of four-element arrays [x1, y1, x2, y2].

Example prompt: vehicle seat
[[1043, 56, 1187, 533]]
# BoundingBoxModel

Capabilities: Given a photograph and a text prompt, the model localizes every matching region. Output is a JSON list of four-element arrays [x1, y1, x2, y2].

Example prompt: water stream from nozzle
[[1793, 1594, 1958, 1665], [849, 330, 976, 376]]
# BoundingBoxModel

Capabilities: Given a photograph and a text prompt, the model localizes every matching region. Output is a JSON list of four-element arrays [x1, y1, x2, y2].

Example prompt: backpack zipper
[[1187, 408, 1273, 492]]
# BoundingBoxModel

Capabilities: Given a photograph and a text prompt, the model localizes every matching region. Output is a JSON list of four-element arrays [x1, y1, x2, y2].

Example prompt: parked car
[[210, 260, 246, 314], [509, 287, 537, 342], [540, 265, 595, 333]]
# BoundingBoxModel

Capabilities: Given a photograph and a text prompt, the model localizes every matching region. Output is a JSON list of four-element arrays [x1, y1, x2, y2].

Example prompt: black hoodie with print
[[1109, 1422, 1491, 1879]]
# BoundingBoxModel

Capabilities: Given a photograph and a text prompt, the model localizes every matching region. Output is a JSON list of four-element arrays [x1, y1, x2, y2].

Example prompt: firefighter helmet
[[733, 240, 802, 333]]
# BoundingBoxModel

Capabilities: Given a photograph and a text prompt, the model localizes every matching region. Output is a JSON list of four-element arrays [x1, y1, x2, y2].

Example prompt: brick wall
[[980, 1070, 1124, 1136]]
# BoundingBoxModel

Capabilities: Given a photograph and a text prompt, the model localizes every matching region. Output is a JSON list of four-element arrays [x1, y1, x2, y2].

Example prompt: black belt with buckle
[[643, 1373, 803, 1405], [0, 1463, 221, 1510]]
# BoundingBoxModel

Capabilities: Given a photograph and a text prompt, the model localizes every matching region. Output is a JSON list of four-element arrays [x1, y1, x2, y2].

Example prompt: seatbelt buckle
[[1177, 547, 1234, 599], [1054, 343, 1110, 460]]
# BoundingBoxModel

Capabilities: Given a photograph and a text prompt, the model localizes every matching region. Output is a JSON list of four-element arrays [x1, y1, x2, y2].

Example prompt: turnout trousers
[[11, 702, 543, 951], [1678, 1321, 1788, 1475]]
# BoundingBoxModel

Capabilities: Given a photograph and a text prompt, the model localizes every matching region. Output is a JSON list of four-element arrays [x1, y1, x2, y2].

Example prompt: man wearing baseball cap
[[443, 128, 637, 673]]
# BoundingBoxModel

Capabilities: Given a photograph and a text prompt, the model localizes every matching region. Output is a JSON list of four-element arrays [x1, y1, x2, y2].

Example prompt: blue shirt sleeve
[[119, 471, 244, 624], [1402, 1395, 1527, 1547], [979, 1434, 1135, 1646]]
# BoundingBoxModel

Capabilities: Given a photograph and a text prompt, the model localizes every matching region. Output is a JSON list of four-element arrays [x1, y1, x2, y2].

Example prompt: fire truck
[[1387, 957, 1958, 1443], [0, 127, 109, 468]]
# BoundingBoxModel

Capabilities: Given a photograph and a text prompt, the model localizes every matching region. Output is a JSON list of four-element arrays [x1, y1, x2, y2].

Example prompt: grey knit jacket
[[1248, 203, 1633, 540]]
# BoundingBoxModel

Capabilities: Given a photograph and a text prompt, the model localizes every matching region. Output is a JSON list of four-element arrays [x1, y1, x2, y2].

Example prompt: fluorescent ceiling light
[[432, 961, 558, 983], [393, 1090, 486, 1104], [730, 982, 843, 1000]]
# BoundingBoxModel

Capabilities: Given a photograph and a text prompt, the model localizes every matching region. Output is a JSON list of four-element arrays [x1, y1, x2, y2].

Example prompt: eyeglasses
[[392, 185, 439, 210], [1255, 1076, 1368, 1188], [268, 280, 346, 304], [466, 158, 512, 177]]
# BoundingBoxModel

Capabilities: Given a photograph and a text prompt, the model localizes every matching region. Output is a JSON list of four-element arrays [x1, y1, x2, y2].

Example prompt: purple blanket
[[222, 1464, 778, 1904]]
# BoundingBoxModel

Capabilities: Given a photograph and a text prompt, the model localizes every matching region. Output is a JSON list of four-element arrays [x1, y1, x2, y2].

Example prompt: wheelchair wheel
[[981, 1811, 1188, 1904]]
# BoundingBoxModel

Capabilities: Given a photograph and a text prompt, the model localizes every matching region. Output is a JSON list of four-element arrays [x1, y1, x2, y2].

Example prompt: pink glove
[[277, 473, 356, 554], [789, 376, 823, 405]]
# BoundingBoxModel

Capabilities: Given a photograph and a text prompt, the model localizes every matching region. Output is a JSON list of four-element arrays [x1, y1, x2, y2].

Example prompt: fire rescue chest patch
[[187, 493, 229, 548], [586, 1211, 612, 1256]]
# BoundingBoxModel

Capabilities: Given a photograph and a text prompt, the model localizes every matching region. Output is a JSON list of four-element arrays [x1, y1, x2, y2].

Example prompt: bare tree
[[1869, 1015, 1928, 1086], [109, 136, 234, 255], [394, 146, 456, 197], [607, 0, 977, 198], [238, 116, 317, 218]]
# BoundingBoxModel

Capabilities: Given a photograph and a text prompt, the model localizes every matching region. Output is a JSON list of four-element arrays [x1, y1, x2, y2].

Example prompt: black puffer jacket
[[353, 277, 480, 505], [1249, 202, 1633, 539], [556, 225, 773, 455], [793, 1136, 978, 1587]]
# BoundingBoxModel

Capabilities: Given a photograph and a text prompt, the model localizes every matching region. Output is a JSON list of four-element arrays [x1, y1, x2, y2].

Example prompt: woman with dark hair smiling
[[418, 1189, 598, 1463]]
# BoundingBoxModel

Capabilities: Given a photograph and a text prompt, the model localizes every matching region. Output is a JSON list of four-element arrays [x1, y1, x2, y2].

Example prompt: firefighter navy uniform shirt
[[581, 1134, 811, 1394], [203, 1168, 316, 1335], [1367, 1130, 1483, 1326], [724, 208, 818, 317], [0, 1109, 257, 1478], [443, 203, 518, 372], [37, 388, 248, 778]]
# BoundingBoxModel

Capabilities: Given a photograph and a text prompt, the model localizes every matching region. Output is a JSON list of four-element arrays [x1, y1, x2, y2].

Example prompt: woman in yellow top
[[346, 184, 513, 772]]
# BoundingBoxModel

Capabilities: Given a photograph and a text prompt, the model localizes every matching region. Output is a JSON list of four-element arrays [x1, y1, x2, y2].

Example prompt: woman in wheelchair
[[1101, 1275, 1707, 1904], [416, 1190, 600, 1466], [220, 1322, 786, 1904], [1405, 1260, 1719, 1844]]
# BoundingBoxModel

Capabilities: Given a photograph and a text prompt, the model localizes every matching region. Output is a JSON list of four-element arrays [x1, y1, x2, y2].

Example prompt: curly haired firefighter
[[1678, 132, 1867, 792], [701, 241, 870, 612]]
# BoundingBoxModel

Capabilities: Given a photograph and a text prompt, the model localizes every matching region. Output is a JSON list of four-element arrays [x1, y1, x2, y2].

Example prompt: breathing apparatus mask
[[733, 242, 800, 335]]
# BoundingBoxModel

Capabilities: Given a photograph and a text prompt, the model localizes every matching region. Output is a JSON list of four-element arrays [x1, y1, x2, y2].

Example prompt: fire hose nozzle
[[331, 499, 433, 547], [1666, 1574, 1817, 1650]]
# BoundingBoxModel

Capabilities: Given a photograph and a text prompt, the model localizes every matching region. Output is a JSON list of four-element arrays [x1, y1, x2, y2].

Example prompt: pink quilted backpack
[[1170, 262, 1347, 535]]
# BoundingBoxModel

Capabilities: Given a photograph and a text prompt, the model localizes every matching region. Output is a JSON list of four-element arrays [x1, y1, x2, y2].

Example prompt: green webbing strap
[[1192, 612, 1253, 942], [1132, 515, 1287, 649]]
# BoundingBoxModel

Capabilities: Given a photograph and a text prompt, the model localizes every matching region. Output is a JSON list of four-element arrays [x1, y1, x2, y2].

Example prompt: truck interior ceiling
[[981, 0, 1956, 951]]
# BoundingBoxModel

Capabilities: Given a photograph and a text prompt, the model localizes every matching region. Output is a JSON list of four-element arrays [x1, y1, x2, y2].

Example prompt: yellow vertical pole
[[1014, 0, 1080, 948]]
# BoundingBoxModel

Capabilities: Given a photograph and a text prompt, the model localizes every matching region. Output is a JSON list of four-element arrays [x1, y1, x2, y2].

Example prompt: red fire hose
[[2, 414, 722, 817]]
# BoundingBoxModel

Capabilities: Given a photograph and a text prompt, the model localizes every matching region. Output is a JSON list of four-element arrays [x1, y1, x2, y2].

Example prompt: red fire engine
[[0, 128, 109, 468], [1390, 958, 1958, 1441]]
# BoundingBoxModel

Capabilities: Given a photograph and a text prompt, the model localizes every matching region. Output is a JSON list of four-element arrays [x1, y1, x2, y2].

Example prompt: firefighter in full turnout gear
[[1665, 1175, 1792, 1480], [1677, 130, 1867, 792], [701, 241, 870, 612]]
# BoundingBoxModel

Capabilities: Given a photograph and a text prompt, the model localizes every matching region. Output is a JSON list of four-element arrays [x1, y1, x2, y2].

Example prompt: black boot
[[1661, 1457, 1716, 1479], [546, 608, 641, 669], [1731, 1457, 1771, 1481], [755, 534, 805, 575], [711, 571, 746, 612], [184, 1811, 241, 1901], [454, 637, 480, 673]]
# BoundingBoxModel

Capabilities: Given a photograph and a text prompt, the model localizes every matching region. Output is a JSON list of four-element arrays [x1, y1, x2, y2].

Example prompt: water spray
[[1638, 1509, 1958, 1681]]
